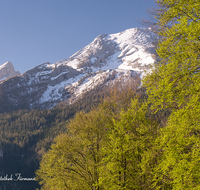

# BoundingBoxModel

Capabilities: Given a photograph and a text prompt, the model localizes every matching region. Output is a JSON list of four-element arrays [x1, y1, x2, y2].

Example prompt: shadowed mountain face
[[0, 28, 158, 113]]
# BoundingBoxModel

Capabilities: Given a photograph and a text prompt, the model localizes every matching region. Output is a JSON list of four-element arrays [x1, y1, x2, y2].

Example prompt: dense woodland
[[0, 0, 199, 189], [0, 83, 118, 190]]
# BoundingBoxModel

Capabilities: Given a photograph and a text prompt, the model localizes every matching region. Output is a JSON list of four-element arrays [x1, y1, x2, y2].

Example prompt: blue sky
[[0, 0, 156, 74]]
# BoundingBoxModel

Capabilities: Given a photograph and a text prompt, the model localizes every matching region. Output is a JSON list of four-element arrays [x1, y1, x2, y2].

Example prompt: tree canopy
[[142, 0, 200, 189], [143, 0, 200, 112]]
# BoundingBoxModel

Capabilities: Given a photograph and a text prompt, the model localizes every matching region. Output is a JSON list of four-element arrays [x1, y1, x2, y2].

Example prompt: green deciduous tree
[[99, 98, 157, 189], [36, 88, 158, 190], [143, 0, 200, 112], [142, 0, 200, 189], [36, 108, 109, 190], [152, 95, 200, 189]]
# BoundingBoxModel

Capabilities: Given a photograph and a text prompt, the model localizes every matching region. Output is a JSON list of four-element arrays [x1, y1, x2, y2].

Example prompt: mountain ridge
[[0, 27, 158, 113]]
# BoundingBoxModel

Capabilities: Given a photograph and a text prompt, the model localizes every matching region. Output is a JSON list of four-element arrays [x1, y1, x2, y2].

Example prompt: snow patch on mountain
[[40, 73, 87, 104], [0, 27, 158, 111]]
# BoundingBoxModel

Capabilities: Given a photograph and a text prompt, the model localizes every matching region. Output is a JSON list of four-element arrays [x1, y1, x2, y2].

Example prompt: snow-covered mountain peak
[[0, 27, 158, 111], [107, 27, 155, 45], [53, 27, 156, 73], [0, 61, 20, 81], [0, 61, 12, 70]]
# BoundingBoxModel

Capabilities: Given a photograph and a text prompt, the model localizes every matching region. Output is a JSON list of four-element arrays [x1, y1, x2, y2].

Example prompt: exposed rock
[[0, 61, 20, 81], [0, 28, 158, 113]]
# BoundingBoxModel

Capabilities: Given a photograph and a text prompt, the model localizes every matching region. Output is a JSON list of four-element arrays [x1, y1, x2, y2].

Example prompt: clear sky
[[0, 0, 156, 74]]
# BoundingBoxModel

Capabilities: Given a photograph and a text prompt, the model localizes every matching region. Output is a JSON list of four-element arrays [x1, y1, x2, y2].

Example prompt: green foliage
[[36, 87, 159, 189], [142, 0, 200, 189], [0, 87, 107, 190], [143, 0, 200, 112], [99, 98, 157, 189], [36, 108, 110, 190], [152, 95, 200, 189]]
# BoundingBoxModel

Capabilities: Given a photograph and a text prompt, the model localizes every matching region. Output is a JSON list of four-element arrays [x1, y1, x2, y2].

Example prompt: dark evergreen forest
[[0, 84, 115, 190]]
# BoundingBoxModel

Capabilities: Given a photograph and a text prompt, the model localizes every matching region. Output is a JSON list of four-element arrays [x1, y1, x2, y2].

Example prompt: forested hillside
[[0, 0, 199, 189], [36, 0, 200, 189], [0, 83, 121, 190]]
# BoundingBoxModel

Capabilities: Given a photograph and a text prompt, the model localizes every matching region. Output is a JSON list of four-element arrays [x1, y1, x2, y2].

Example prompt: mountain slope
[[0, 27, 158, 112]]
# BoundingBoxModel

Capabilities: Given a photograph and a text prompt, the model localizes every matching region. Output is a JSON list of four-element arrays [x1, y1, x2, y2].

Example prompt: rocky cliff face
[[0, 28, 158, 112], [0, 61, 20, 81]]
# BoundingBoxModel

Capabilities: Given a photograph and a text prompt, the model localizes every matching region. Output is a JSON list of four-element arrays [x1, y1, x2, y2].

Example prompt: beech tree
[[36, 108, 109, 190], [143, 0, 200, 112], [99, 98, 157, 189], [142, 0, 200, 189], [152, 96, 200, 189]]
